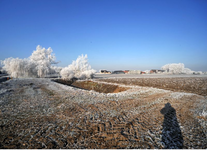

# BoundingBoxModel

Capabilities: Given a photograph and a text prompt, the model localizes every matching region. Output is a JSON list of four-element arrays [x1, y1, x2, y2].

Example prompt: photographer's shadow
[[160, 103, 183, 149]]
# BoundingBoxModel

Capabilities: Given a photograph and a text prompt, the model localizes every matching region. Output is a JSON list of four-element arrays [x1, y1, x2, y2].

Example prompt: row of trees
[[1, 45, 203, 79], [1, 45, 96, 80]]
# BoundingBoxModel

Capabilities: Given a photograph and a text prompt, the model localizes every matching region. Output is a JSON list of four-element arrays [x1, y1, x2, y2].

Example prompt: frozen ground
[[0, 77, 206, 148], [94, 73, 207, 78]]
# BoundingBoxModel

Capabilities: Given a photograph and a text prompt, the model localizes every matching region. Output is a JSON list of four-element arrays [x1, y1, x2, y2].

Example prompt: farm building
[[112, 70, 125, 74], [100, 70, 111, 74], [150, 69, 165, 74], [123, 70, 129, 74], [128, 70, 141, 74]]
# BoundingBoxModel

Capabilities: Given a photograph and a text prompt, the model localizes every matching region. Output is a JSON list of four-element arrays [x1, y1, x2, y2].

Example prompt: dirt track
[[0, 78, 206, 148]]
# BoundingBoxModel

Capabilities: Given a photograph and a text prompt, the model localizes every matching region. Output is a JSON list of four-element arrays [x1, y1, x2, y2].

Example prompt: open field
[[0, 75, 206, 148], [94, 73, 207, 79], [97, 76, 207, 96]]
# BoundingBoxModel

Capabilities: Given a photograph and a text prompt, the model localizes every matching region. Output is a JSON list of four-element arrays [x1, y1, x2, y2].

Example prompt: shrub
[[2, 58, 37, 78], [162, 63, 194, 74], [60, 54, 96, 80], [2, 45, 57, 78]]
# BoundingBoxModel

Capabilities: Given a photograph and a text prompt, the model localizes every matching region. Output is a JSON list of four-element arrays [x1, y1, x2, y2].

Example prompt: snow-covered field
[[0, 76, 206, 148]]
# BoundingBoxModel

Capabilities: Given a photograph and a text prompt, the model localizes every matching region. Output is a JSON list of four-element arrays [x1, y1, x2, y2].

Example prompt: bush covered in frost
[[2, 58, 37, 78], [1, 46, 96, 79], [60, 54, 96, 80], [0, 62, 2, 72], [0, 61, 6, 74], [29, 45, 57, 77], [2, 45, 57, 78], [161, 63, 194, 74], [50, 66, 63, 74]]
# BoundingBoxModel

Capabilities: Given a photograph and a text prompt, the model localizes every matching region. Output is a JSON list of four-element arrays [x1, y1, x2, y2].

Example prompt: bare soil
[[0, 77, 206, 148], [98, 77, 207, 96], [53, 79, 129, 93]]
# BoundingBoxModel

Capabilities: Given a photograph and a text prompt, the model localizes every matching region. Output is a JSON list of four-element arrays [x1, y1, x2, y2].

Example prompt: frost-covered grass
[[200, 110, 207, 117], [97, 77, 207, 96], [169, 92, 195, 100], [1, 77, 206, 149]]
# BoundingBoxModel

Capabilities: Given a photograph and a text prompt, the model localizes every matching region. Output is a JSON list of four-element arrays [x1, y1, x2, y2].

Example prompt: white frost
[[60, 54, 96, 80], [2, 45, 57, 78], [200, 110, 207, 117], [161, 63, 195, 74]]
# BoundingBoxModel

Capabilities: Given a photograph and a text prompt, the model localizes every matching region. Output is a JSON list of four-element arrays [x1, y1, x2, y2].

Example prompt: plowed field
[[0, 77, 206, 148]]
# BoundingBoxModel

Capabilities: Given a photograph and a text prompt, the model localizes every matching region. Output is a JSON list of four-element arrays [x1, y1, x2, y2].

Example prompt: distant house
[[141, 71, 146, 74], [123, 70, 129, 74], [150, 69, 165, 74], [100, 70, 111, 74], [112, 70, 125, 74], [150, 70, 156, 74], [128, 70, 141, 74]]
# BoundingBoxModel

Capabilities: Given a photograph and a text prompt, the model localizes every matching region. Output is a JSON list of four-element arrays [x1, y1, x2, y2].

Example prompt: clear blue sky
[[0, 0, 207, 71]]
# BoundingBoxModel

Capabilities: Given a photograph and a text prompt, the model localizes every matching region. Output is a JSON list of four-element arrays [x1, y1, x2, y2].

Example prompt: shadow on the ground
[[160, 103, 183, 149]]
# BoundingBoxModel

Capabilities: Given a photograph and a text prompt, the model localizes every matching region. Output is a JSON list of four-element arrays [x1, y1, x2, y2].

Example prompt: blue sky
[[0, 0, 207, 71]]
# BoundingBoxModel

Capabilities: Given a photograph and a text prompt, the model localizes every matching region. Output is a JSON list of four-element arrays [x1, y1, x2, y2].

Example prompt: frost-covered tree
[[2, 45, 57, 78], [182, 68, 194, 74], [60, 54, 96, 80], [0, 60, 4, 73], [50, 66, 63, 74], [2, 58, 38, 78], [0, 61, 2, 71], [162, 63, 184, 74], [30, 45, 57, 77], [60, 67, 75, 80], [161, 63, 194, 74]]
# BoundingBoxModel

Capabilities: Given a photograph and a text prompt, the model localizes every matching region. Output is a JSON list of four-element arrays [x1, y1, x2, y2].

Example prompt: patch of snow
[[200, 110, 207, 117], [0, 89, 7, 95], [170, 92, 195, 99]]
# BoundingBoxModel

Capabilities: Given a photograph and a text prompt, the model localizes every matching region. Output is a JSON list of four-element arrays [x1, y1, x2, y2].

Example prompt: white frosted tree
[[60, 67, 75, 80], [161, 63, 194, 74], [50, 66, 63, 74], [60, 54, 96, 80], [2, 58, 38, 78], [0, 61, 3, 73], [30, 45, 57, 77], [182, 68, 194, 74], [2, 45, 57, 78], [162, 63, 184, 74]]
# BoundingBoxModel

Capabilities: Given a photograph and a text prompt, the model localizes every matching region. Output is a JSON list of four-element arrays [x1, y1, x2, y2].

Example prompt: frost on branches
[[30, 45, 57, 77], [1, 46, 95, 79], [60, 54, 96, 80], [161, 63, 194, 74], [2, 45, 57, 78], [50, 66, 63, 74], [2, 58, 37, 78]]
